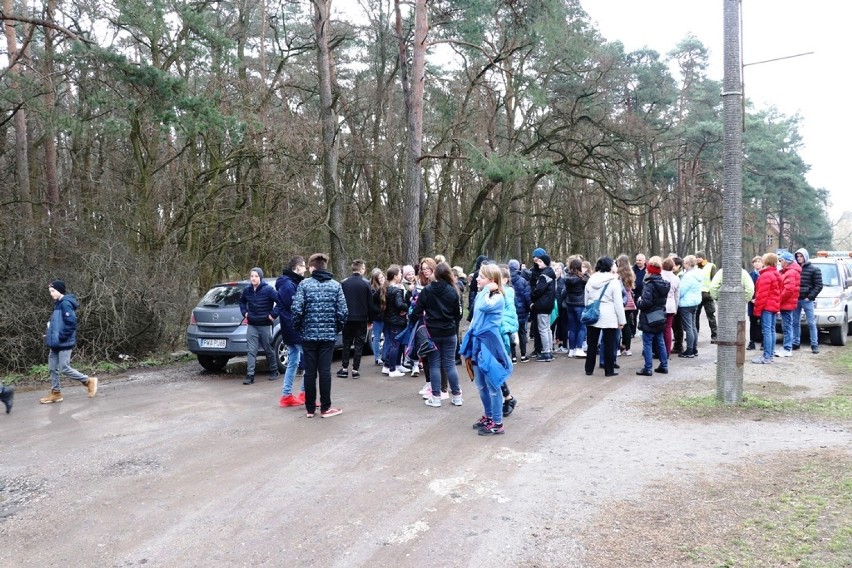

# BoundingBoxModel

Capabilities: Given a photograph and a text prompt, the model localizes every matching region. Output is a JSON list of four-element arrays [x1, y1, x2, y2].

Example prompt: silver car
[[186, 278, 372, 372]]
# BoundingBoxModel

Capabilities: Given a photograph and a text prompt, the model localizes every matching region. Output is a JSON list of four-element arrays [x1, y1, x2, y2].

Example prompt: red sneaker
[[295, 392, 306, 404], [279, 394, 303, 407]]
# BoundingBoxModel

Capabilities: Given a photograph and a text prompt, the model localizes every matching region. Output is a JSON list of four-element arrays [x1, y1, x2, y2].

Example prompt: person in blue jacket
[[274, 256, 306, 406], [508, 259, 531, 362], [239, 267, 279, 385], [461, 264, 513, 436], [39, 280, 98, 404]]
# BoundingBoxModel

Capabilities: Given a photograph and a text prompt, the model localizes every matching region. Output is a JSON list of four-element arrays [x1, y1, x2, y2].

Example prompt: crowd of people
[[10, 245, 819, 428]]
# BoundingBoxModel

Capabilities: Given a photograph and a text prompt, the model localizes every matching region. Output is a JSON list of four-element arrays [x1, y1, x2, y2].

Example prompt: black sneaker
[[473, 415, 490, 430], [654, 366, 668, 374], [503, 397, 517, 417], [351, 370, 360, 379], [746, 342, 756, 350], [636, 368, 653, 376], [812, 346, 820, 354], [479, 422, 504, 436], [336, 368, 348, 378], [520, 356, 530, 363], [792, 344, 801, 351], [243, 376, 255, 385], [535, 353, 551, 362]]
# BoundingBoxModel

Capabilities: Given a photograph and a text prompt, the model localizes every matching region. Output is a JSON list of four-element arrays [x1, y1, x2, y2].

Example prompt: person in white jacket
[[661, 257, 681, 354], [584, 257, 626, 376]]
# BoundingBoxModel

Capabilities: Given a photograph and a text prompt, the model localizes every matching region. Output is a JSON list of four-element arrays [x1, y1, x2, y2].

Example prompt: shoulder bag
[[581, 282, 610, 325]]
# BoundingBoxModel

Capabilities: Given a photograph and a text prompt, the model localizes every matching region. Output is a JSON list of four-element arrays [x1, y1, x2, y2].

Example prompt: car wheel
[[197, 354, 229, 372], [829, 317, 848, 346], [273, 334, 289, 373]]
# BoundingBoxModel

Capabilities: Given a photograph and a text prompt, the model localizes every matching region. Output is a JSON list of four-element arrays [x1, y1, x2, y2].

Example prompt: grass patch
[[686, 461, 852, 567], [672, 393, 852, 420]]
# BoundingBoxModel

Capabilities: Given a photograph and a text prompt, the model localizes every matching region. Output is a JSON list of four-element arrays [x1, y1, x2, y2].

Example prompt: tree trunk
[[395, 0, 427, 266], [4, 0, 34, 225], [313, 0, 345, 275], [43, 0, 60, 221]]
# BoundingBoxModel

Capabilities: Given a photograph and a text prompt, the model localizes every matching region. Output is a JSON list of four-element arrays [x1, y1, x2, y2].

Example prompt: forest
[[0, 0, 832, 371]]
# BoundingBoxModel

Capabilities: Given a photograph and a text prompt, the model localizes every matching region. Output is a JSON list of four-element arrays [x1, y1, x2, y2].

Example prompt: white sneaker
[[399, 365, 412, 373], [381, 366, 391, 375], [425, 395, 442, 407], [568, 349, 576, 358], [555, 346, 569, 354], [388, 370, 405, 377], [419, 383, 431, 398], [781, 349, 793, 357], [451, 394, 463, 406], [440, 391, 450, 400], [575, 349, 586, 358], [410, 368, 419, 377]]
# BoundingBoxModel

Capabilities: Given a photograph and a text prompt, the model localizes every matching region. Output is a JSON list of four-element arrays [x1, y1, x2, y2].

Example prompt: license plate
[[201, 339, 227, 348]]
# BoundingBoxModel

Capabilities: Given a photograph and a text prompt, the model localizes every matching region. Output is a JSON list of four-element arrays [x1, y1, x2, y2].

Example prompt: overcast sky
[[581, 0, 851, 219]]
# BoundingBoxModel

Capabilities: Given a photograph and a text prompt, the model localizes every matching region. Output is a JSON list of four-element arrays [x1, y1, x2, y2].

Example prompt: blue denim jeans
[[566, 305, 586, 350], [761, 312, 777, 360], [792, 299, 817, 348], [48, 348, 88, 390], [780, 310, 794, 351], [680, 306, 698, 355], [427, 335, 461, 397], [246, 324, 278, 378], [383, 325, 403, 370], [473, 363, 503, 425], [642, 331, 668, 371], [281, 343, 303, 395], [371, 320, 384, 362]]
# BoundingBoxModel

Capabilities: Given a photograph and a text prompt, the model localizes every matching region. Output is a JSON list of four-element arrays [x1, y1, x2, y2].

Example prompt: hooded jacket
[[509, 266, 532, 321], [754, 265, 782, 317], [341, 273, 373, 322], [562, 272, 588, 307], [408, 280, 461, 338], [796, 248, 824, 301], [291, 269, 348, 342], [460, 288, 512, 390], [584, 272, 626, 329], [780, 261, 802, 311], [679, 267, 703, 308], [45, 294, 79, 350], [274, 270, 304, 345], [380, 284, 409, 329], [240, 277, 277, 326], [530, 265, 557, 314]]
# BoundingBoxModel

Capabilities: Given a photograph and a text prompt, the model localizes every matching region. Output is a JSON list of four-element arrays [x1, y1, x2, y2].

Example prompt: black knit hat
[[539, 254, 552, 266], [49, 280, 66, 294]]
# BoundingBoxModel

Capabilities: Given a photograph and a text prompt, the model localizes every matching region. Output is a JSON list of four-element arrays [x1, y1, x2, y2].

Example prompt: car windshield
[[198, 284, 244, 307], [816, 264, 840, 287]]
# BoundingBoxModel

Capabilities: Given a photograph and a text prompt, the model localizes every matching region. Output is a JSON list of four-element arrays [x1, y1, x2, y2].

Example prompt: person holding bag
[[583, 257, 626, 377], [636, 256, 671, 376]]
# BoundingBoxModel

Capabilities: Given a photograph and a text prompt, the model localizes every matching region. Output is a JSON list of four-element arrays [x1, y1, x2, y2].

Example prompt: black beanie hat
[[49, 280, 66, 294], [539, 254, 552, 266]]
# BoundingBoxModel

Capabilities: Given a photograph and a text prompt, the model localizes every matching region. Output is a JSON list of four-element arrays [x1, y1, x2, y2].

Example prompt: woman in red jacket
[[753, 253, 783, 364], [778, 252, 802, 357]]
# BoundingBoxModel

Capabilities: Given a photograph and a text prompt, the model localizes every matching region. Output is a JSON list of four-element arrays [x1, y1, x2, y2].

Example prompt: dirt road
[[2, 333, 850, 567]]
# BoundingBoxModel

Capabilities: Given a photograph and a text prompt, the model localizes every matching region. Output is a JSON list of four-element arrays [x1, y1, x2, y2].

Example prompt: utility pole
[[717, 0, 745, 403]]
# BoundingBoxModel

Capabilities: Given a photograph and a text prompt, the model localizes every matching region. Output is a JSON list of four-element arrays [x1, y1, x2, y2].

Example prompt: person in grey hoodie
[[792, 248, 824, 353]]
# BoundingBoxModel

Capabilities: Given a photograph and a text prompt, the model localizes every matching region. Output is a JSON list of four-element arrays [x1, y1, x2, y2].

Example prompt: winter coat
[[753, 266, 783, 317], [632, 265, 647, 300], [341, 273, 373, 322], [584, 272, 626, 329], [501, 286, 519, 339], [796, 248, 824, 301], [530, 266, 557, 314], [780, 262, 802, 311], [45, 294, 79, 351], [679, 267, 703, 308], [562, 272, 588, 307], [274, 270, 304, 345], [381, 284, 409, 329], [408, 280, 461, 338], [708, 269, 755, 303], [510, 268, 532, 322], [661, 270, 680, 314], [240, 280, 277, 326], [291, 269, 348, 342], [637, 275, 670, 333]]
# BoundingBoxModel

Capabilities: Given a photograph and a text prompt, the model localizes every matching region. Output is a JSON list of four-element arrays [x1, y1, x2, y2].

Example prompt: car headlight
[[815, 296, 841, 309]]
